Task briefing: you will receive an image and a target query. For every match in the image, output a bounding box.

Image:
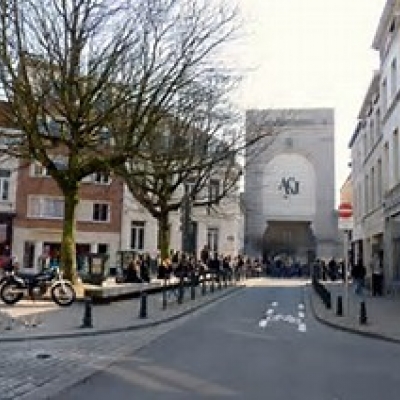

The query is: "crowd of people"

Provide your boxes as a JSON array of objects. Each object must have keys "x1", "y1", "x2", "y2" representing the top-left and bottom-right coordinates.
[
  {"x1": 118, "y1": 246, "x2": 269, "y2": 285},
  {"x1": 0, "y1": 242, "x2": 378, "y2": 298}
]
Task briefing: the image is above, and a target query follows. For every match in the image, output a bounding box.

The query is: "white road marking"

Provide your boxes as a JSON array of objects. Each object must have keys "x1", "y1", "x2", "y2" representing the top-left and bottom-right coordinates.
[
  {"x1": 259, "y1": 319, "x2": 267, "y2": 328},
  {"x1": 298, "y1": 323, "x2": 307, "y2": 332},
  {"x1": 286, "y1": 315, "x2": 296, "y2": 324},
  {"x1": 258, "y1": 302, "x2": 308, "y2": 333}
]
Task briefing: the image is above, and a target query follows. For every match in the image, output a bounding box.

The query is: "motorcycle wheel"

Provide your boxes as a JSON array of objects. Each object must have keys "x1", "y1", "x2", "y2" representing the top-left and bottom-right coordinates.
[
  {"x1": 0, "y1": 281, "x2": 24, "y2": 305},
  {"x1": 51, "y1": 282, "x2": 76, "y2": 307}
]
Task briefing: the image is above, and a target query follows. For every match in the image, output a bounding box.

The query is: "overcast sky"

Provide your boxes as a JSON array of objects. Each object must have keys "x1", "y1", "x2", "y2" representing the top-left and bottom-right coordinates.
[{"x1": 232, "y1": 0, "x2": 387, "y2": 203}]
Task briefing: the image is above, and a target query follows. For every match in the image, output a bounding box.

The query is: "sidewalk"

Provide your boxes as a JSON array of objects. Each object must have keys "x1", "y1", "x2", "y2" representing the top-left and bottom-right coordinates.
[
  {"x1": 309, "y1": 280, "x2": 400, "y2": 344},
  {"x1": 0, "y1": 282, "x2": 243, "y2": 342}
]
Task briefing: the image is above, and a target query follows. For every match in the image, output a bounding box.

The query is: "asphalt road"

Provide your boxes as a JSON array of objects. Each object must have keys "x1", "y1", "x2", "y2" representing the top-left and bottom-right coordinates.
[{"x1": 57, "y1": 279, "x2": 400, "y2": 400}]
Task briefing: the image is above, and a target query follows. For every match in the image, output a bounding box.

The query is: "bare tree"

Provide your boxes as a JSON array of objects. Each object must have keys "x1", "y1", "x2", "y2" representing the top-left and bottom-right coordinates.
[
  {"x1": 0, "y1": 0, "x2": 240, "y2": 281},
  {"x1": 117, "y1": 87, "x2": 284, "y2": 260}
]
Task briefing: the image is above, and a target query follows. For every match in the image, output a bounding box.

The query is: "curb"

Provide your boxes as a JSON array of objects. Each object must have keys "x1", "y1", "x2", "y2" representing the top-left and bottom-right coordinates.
[
  {"x1": 0, "y1": 286, "x2": 244, "y2": 343},
  {"x1": 308, "y1": 286, "x2": 400, "y2": 345}
]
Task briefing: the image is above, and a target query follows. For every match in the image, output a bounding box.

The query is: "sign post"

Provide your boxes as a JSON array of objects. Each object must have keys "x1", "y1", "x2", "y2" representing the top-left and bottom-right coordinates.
[{"x1": 338, "y1": 202, "x2": 353, "y2": 315}]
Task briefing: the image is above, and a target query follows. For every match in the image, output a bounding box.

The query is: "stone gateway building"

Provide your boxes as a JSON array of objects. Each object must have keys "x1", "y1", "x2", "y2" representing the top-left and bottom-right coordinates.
[{"x1": 244, "y1": 108, "x2": 339, "y2": 263}]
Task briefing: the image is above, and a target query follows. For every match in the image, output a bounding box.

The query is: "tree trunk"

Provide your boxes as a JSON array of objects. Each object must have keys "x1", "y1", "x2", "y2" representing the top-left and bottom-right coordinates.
[
  {"x1": 158, "y1": 212, "x2": 170, "y2": 261},
  {"x1": 61, "y1": 185, "x2": 79, "y2": 284}
]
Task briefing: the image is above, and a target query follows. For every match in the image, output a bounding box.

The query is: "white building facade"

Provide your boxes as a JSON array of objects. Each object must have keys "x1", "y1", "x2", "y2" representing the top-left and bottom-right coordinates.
[
  {"x1": 349, "y1": 73, "x2": 385, "y2": 275},
  {"x1": 245, "y1": 108, "x2": 338, "y2": 263},
  {"x1": 350, "y1": 0, "x2": 400, "y2": 288},
  {"x1": 119, "y1": 185, "x2": 245, "y2": 260}
]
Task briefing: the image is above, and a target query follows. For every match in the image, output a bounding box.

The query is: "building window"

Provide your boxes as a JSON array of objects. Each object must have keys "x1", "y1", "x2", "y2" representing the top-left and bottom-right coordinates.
[
  {"x1": 371, "y1": 167, "x2": 375, "y2": 209},
  {"x1": 92, "y1": 203, "x2": 110, "y2": 222},
  {"x1": 377, "y1": 159, "x2": 382, "y2": 205},
  {"x1": 98, "y1": 243, "x2": 108, "y2": 254},
  {"x1": 28, "y1": 197, "x2": 64, "y2": 219},
  {"x1": 207, "y1": 227, "x2": 219, "y2": 254},
  {"x1": 209, "y1": 179, "x2": 220, "y2": 203},
  {"x1": 362, "y1": 134, "x2": 367, "y2": 159},
  {"x1": 364, "y1": 175, "x2": 369, "y2": 213},
  {"x1": 131, "y1": 221, "x2": 145, "y2": 251},
  {"x1": 391, "y1": 58, "x2": 397, "y2": 99},
  {"x1": 382, "y1": 78, "x2": 388, "y2": 112},
  {"x1": 93, "y1": 172, "x2": 110, "y2": 185},
  {"x1": 393, "y1": 129, "x2": 399, "y2": 185},
  {"x1": 369, "y1": 120, "x2": 374, "y2": 149},
  {"x1": 184, "y1": 180, "x2": 196, "y2": 196},
  {"x1": 31, "y1": 162, "x2": 51, "y2": 177},
  {"x1": 0, "y1": 169, "x2": 11, "y2": 201},
  {"x1": 376, "y1": 109, "x2": 381, "y2": 140},
  {"x1": 384, "y1": 142, "x2": 389, "y2": 193},
  {"x1": 98, "y1": 127, "x2": 112, "y2": 145},
  {"x1": 23, "y1": 241, "x2": 35, "y2": 269}
]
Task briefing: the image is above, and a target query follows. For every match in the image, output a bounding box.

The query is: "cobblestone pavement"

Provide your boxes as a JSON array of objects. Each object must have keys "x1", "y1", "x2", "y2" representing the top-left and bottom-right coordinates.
[
  {"x1": 0, "y1": 282, "x2": 239, "y2": 340},
  {"x1": 0, "y1": 283, "x2": 243, "y2": 400},
  {"x1": 0, "y1": 316, "x2": 187, "y2": 399}
]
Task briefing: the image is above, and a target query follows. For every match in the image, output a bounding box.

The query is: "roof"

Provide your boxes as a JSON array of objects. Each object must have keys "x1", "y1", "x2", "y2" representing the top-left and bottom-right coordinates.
[
  {"x1": 372, "y1": 0, "x2": 397, "y2": 50},
  {"x1": 357, "y1": 71, "x2": 380, "y2": 119}
]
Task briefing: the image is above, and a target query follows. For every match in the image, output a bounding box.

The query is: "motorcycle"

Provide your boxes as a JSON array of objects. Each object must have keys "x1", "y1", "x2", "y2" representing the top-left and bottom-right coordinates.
[{"x1": 0, "y1": 265, "x2": 76, "y2": 306}]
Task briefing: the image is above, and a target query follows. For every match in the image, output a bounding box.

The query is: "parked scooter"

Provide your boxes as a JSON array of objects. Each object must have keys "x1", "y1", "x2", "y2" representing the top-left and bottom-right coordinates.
[{"x1": 0, "y1": 265, "x2": 75, "y2": 306}]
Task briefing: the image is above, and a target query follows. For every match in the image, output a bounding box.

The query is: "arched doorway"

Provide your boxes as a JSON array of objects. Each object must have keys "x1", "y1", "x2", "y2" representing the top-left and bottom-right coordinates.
[{"x1": 263, "y1": 220, "x2": 316, "y2": 264}]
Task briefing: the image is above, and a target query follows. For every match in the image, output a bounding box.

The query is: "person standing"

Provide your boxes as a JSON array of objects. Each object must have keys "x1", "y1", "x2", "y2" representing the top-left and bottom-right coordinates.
[
  {"x1": 200, "y1": 245, "x2": 210, "y2": 266},
  {"x1": 352, "y1": 262, "x2": 366, "y2": 295},
  {"x1": 372, "y1": 252, "x2": 384, "y2": 296}
]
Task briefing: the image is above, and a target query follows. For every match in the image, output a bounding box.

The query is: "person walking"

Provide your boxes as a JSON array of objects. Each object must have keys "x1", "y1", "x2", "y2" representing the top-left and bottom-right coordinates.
[{"x1": 352, "y1": 262, "x2": 366, "y2": 295}]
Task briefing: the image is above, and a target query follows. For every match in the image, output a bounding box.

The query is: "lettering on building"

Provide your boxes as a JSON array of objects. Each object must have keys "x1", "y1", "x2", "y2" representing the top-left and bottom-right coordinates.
[{"x1": 278, "y1": 177, "x2": 300, "y2": 198}]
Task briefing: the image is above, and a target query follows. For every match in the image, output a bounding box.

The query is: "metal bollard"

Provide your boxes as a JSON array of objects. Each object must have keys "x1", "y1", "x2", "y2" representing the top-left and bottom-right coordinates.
[
  {"x1": 326, "y1": 291, "x2": 332, "y2": 309},
  {"x1": 190, "y1": 272, "x2": 196, "y2": 300},
  {"x1": 210, "y1": 273, "x2": 215, "y2": 293},
  {"x1": 139, "y1": 291, "x2": 147, "y2": 319},
  {"x1": 359, "y1": 301, "x2": 367, "y2": 325},
  {"x1": 336, "y1": 295, "x2": 343, "y2": 316},
  {"x1": 178, "y1": 278, "x2": 184, "y2": 304},
  {"x1": 162, "y1": 279, "x2": 167, "y2": 310},
  {"x1": 81, "y1": 297, "x2": 93, "y2": 328},
  {"x1": 218, "y1": 273, "x2": 222, "y2": 290}
]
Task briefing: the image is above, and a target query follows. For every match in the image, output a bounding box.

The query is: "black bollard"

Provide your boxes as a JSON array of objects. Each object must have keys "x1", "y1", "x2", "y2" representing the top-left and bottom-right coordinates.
[
  {"x1": 326, "y1": 291, "x2": 332, "y2": 309},
  {"x1": 81, "y1": 297, "x2": 93, "y2": 328},
  {"x1": 139, "y1": 291, "x2": 147, "y2": 319},
  {"x1": 178, "y1": 278, "x2": 184, "y2": 304},
  {"x1": 336, "y1": 295, "x2": 343, "y2": 316},
  {"x1": 190, "y1": 272, "x2": 196, "y2": 300},
  {"x1": 162, "y1": 279, "x2": 167, "y2": 310},
  {"x1": 210, "y1": 273, "x2": 215, "y2": 293},
  {"x1": 218, "y1": 273, "x2": 222, "y2": 290},
  {"x1": 359, "y1": 301, "x2": 367, "y2": 325}
]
